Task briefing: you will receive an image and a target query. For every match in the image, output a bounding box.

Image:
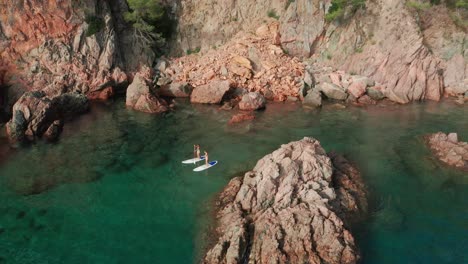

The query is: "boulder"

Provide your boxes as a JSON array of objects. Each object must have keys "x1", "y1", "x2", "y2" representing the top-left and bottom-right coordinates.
[
  {"x1": 126, "y1": 71, "x2": 168, "y2": 114},
  {"x1": 43, "y1": 120, "x2": 63, "y2": 142},
  {"x1": 425, "y1": 132, "x2": 468, "y2": 171},
  {"x1": 190, "y1": 80, "x2": 231, "y2": 104},
  {"x1": 303, "y1": 90, "x2": 322, "y2": 108},
  {"x1": 6, "y1": 91, "x2": 89, "y2": 143},
  {"x1": 158, "y1": 82, "x2": 192, "y2": 98},
  {"x1": 347, "y1": 80, "x2": 367, "y2": 98},
  {"x1": 204, "y1": 137, "x2": 367, "y2": 264},
  {"x1": 238, "y1": 92, "x2": 266, "y2": 111},
  {"x1": 366, "y1": 86, "x2": 386, "y2": 100},
  {"x1": 319, "y1": 82, "x2": 348, "y2": 100}
]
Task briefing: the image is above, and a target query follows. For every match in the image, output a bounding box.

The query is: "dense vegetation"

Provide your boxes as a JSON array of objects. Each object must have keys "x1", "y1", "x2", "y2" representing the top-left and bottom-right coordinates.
[
  {"x1": 325, "y1": 0, "x2": 366, "y2": 22},
  {"x1": 124, "y1": 0, "x2": 173, "y2": 54}
]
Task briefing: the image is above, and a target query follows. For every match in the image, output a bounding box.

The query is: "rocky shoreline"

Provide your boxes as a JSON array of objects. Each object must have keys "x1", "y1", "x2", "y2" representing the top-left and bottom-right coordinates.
[
  {"x1": 204, "y1": 137, "x2": 367, "y2": 264},
  {"x1": 425, "y1": 132, "x2": 468, "y2": 172},
  {"x1": 1, "y1": 0, "x2": 467, "y2": 144}
]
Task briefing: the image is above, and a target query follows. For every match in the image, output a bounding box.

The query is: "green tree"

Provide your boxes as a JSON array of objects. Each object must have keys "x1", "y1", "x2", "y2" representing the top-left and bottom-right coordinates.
[{"x1": 124, "y1": 0, "x2": 166, "y2": 52}]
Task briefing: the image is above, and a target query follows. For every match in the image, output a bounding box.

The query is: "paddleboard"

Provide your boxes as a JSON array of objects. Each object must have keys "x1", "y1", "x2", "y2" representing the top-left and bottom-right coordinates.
[
  {"x1": 193, "y1": 161, "x2": 218, "y2": 172},
  {"x1": 182, "y1": 156, "x2": 205, "y2": 164}
]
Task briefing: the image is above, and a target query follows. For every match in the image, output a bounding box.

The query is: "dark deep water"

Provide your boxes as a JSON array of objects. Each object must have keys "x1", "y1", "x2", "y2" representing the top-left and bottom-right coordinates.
[{"x1": 0, "y1": 100, "x2": 467, "y2": 264}]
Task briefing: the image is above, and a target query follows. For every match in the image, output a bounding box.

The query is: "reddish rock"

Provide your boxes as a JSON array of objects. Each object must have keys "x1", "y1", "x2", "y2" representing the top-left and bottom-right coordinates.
[
  {"x1": 228, "y1": 112, "x2": 256, "y2": 124},
  {"x1": 347, "y1": 80, "x2": 367, "y2": 98},
  {"x1": 426, "y1": 132, "x2": 468, "y2": 171},
  {"x1": 204, "y1": 138, "x2": 366, "y2": 264},
  {"x1": 238, "y1": 92, "x2": 266, "y2": 110},
  {"x1": 161, "y1": 22, "x2": 305, "y2": 102},
  {"x1": 87, "y1": 87, "x2": 115, "y2": 101},
  {"x1": 357, "y1": 95, "x2": 377, "y2": 105},
  {"x1": 190, "y1": 80, "x2": 231, "y2": 104}
]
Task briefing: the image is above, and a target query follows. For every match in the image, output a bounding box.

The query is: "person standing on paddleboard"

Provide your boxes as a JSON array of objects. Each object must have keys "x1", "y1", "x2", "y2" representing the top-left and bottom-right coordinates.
[
  {"x1": 193, "y1": 145, "x2": 197, "y2": 158},
  {"x1": 204, "y1": 151, "x2": 209, "y2": 165},
  {"x1": 196, "y1": 145, "x2": 201, "y2": 159}
]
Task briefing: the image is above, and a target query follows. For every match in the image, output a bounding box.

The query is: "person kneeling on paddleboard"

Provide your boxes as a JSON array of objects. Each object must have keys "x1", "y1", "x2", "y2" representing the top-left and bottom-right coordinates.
[{"x1": 204, "y1": 151, "x2": 209, "y2": 165}]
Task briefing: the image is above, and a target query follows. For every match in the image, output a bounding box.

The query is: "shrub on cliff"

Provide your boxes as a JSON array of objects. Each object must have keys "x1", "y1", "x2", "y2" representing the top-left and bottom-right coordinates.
[
  {"x1": 124, "y1": 0, "x2": 172, "y2": 54},
  {"x1": 326, "y1": 0, "x2": 366, "y2": 22},
  {"x1": 85, "y1": 14, "x2": 104, "y2": 36}
]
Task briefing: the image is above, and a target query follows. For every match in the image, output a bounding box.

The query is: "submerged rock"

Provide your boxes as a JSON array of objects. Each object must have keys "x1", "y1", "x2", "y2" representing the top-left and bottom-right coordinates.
[
  {"x1": 228, "y1": 112, "x2": 256, "y2": 124},
  {"x1": 238, "y1": 92, "x2": 266, "y2": 111},
  {"x1": 204, "y1": 137, "x2": 367, "y2": 264},
  {"x1": 425, "y1": 132, "x2": 468, "y2": 171}
]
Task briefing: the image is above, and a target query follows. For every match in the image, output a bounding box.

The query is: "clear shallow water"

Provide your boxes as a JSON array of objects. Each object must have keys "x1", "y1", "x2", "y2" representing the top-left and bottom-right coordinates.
[{"x1": 0, "y1": 100, "x2": 467, "y2": 264}]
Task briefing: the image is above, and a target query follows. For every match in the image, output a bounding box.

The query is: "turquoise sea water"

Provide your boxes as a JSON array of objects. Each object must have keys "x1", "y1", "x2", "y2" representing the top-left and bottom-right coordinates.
[{"x1": 0, "y1": 100, "x2": 467, "y2": 264}]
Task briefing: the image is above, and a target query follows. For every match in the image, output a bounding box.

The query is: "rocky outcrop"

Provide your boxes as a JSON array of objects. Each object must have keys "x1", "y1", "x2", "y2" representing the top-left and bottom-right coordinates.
[
  {"x1": 190, "y1": 80, "x2": 232, "y2": 104},
  {"x1": 426, "y1": 132, "x2": 468, "y2": 172},
  {"x1": 126, "y1": 67, "x2": 168, "y2": 114},
  {"x1": 0, "y1": 0, "x2": 136, "y2": 105},
  {"x1": 238, "y1": 92, "x2": 266, "y2": 111},
  {"x1": 6, "y1": 91, "x2": 88, "y2": 143},
  {"x1": 204, "y1": 137, "x2": 367, "y2": 264}
]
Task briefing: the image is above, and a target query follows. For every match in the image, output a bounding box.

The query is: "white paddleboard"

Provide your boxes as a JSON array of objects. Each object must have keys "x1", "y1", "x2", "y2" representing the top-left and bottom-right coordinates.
[
  {"x1": 182, "y1": 156, "x2": 205, "y2": 164},
  {"x1": 193, "y1": 161, "x2": 218, "y2": 172}
]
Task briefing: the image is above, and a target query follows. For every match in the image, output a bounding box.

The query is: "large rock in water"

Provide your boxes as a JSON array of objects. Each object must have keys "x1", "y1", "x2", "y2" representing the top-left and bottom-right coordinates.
[
  {"x1": 204, "y1": 137, "x2": 367, "y2": 264},
  {"x1": 126, "y1": 68, "x2": 168, "y2": 114},
  {"x1": 190, "y1": 80, "x2": 231, "y2": 104},
  {"x1": 425, "y1": 132, "x2": 468, "y2": 172},
  {"x1": 319, "y1": 82, "x2": 348, "y2": 101},
  {"x1": 6, "y1": 91, "x2": 89, "y2": 143},
  {"x1": 238, "y1": 92, "x2": 266, "y2": 110}
]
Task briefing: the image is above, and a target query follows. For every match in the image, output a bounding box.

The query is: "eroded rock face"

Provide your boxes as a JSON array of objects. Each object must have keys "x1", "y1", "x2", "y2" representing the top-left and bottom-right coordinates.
[
  {"x1": 126, "y1": 67, "x2": 168, "y2": 114},
  {"x1": 426, "y1": 132, "x2": 468, "y2": 172},
  {"x1": 6, "y1": 91, "x2": 89, "y2": 143},
  {"x1": 204, "y1": 137, "x2": 367, "y2": 264},
  {"x1": 172, "y1": 0, "x2": 466, "y2": 104}
]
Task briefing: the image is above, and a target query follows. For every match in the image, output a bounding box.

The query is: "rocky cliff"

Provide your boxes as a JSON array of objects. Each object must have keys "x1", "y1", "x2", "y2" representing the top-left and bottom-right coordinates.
[
  {"x1": 173, "y1": 0, "x2": 467, "y2": 104},
  {"x1": 0, "y1": 0, "x2": 164, "y2": 142},
  {"x1": 204, "y1": 137, "x2": 367, "y2": 264}
]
